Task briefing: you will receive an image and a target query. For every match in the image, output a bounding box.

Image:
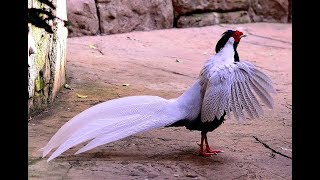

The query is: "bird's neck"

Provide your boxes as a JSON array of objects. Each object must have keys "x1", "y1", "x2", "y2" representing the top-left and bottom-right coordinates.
[
  {"x1": 207, "y1": 42, "x2": 236, "y2": 67},
  {"x1": 217, "y1": 42, "x2": 236, "y2": 62}
]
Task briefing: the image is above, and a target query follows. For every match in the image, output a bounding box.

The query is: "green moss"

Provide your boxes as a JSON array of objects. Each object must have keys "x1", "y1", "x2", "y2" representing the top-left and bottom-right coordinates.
[
  {"x1": 192, "y1": 13, "x2": 202, "y2": 18},
  {"x1": 30, "y1": 0, "x2": 52, "y2": 71},
  {"x1": 31, "y1": 26, "x2": 50, "y2": 70},
  {"x1": 35, "y1": 75, "x2": 45, "y2": 92}
]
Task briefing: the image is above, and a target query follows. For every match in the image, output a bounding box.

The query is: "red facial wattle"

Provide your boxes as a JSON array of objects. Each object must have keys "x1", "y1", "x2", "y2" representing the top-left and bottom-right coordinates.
[{"x1": 232, "y1": 30, "x2": 244, "y2": 42}]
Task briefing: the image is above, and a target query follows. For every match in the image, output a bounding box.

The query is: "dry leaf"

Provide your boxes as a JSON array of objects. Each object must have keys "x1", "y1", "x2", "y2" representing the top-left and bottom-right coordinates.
[
  {"x1": 76, "y1": 93, "x2": 88, "y2": 98},
  {"x1": 89, "y1": 44, "x2": 97, "y2": 49}
]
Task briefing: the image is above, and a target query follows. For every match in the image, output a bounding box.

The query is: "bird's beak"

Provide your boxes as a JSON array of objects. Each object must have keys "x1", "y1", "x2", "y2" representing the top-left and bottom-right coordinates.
[{"x1": 240, "y1": 34, "x2": 247, "y2": 38}]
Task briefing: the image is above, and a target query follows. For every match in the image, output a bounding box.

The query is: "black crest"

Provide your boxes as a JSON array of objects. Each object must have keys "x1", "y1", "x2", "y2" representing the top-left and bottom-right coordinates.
[{"x1": 215, "y1": 30, "x2": 234, "y2": 53}]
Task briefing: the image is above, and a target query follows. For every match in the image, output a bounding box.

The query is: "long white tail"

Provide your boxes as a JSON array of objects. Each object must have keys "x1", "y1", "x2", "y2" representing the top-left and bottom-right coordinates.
[
  {"x1": 41, "y1": 81, "x2": 202, "y2": 162},
  {"x1": 41, "y1": 96, "x2": 185, "y2": 161}
]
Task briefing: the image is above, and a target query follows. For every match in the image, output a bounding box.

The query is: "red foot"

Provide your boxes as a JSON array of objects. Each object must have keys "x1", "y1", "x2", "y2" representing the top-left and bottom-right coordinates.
[
  {"x1": 205, "y1": 147, "x2": 224, "y2": 154},
  {"x1": 197, "y1": 143, "x2": 224, "y2": 156},
  {"x1": 199, "y1": 150, "x2": 216, "y2": 157}
]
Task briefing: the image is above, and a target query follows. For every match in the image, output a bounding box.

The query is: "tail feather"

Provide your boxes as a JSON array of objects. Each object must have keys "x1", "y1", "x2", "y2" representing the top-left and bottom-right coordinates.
[
  {"x1": 42, "y1": 97, "x2": 155, "y2": 156},
  {"x1": 75, "y1": 113, "x2": 172, "y2": 155},
  {"x1": 46, "y1": 115, "x2": 140, "y2": 161},
  {"x1": 42, "y1": 96, "x2": 184, "y2": 161}
]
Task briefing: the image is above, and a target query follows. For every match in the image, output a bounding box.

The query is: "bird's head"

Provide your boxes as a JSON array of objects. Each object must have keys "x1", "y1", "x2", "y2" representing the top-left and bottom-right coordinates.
[
  {"x1": 231, "y1": 30, "x2": 246, "y2": 43},
  {"x1": 215, "y1": 30, "x2": 246, "y2": 53}
]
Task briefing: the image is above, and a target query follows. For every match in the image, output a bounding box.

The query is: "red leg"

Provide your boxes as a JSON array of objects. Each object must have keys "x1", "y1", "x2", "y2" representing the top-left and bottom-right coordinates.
[
  {"x1": 198, "y1": 131, "x2": 223, "y2": 157},
  {"x1": 204, "y1": 135, "x2": 223, "y2": 154},
  {"x1": 198, "y1": 132, "x2": 212, "y2": 157}
]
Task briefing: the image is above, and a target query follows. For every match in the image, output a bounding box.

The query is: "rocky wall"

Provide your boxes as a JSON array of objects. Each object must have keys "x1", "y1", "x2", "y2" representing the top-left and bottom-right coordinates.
[
  {"x1": 67, "y1": 0, "x2": 292, "y2": 37},
  {"x1": 28, "y1": 0, "x2": 68, "y2": 117}
]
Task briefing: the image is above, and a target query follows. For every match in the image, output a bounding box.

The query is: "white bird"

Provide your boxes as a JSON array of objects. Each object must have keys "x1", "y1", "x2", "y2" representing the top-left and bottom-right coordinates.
[{"x1": 41, "y1": 30, "x2": 276, "y2": 161}]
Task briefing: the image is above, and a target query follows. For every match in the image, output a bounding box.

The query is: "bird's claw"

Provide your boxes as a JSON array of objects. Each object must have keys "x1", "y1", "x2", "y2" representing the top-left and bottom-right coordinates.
[
  {"x1": 205, "y1": 148, "x2": 224, "y2": 154},
  {"x1": 199, "y1": 150, "x2": 218, "y2": 157},
  {"x1": 197, "y1": 143, "x2": 223, "y2": 156}
]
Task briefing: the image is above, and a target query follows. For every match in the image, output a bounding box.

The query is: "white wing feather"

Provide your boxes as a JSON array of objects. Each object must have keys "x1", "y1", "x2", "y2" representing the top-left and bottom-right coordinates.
[{"x1": 200, "y1": 61, "x2": 276, "y2": 122}]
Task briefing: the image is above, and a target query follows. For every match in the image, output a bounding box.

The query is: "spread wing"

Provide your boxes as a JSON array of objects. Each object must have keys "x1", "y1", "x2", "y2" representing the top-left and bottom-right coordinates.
[{"x1": 200, "y1": 61, "x2": 276, "y2": 122}]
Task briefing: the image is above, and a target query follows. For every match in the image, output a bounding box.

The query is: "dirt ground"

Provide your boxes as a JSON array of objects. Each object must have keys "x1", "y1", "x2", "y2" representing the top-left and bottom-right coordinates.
[{"x1": 28, "y1": 23, "x2": 292, "y2": 179}]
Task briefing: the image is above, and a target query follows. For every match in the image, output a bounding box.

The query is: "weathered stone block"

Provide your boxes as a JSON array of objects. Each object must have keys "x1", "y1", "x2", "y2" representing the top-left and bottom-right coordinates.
[
  {"x1": 173, "y1": 0, "x2": 250, "y2": 17},
  {"x1": 249, "y1": 0, "x2": 289, "y2": 23},
  {"x1": 177, "y1": 11, "x2": 251, "y2": 28},
  {"x1": 97, "y1": 0, "x2": 174, "y2": 35},
  {"x1": 67, "y1": 0, "x2": 100, "y2": 37},
  {"x1": 28, "y1": 0, "x2": 68, "y2": 116}
]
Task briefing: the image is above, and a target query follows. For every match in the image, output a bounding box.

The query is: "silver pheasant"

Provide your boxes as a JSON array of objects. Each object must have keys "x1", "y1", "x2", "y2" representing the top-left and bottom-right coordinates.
[{"x1": 41, "y1": 29, "x2": 276, "y2": 161}]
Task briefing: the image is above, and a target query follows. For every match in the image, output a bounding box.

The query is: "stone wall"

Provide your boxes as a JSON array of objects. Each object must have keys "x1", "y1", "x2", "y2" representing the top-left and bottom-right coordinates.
[
  {"x1": 67, "y1": 0, "x2": 292, "y2": 37},
  {"x1": 28, "y1": 0, "x2": 68, "y2": 117}
]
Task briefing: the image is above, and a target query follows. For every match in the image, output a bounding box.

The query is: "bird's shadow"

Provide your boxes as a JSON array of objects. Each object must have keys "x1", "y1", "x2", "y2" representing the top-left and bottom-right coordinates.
[{"x1": 56, "y1": 146, "x2": 234, "y2": 167}]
